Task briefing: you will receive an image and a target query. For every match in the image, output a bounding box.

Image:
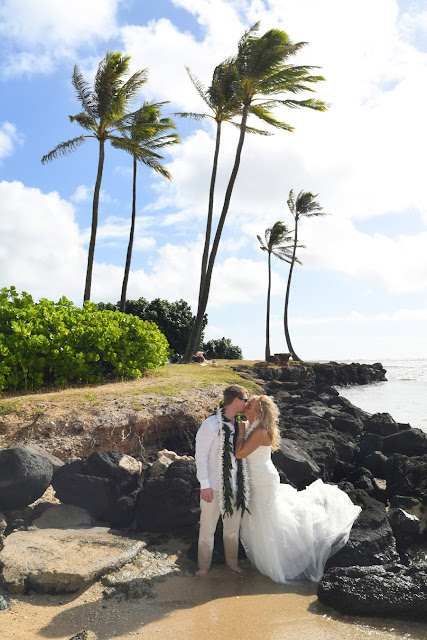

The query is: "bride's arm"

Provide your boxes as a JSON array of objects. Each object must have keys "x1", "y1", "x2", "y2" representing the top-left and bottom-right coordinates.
[{"x1": 235, "y1": 424, "x2": 269, "y2": 459}]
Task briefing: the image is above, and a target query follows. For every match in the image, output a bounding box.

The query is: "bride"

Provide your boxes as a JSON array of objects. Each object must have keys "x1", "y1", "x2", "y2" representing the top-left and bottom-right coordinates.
[{"x1": 235, "y1": 394, "x2": 361, "y2": 584}]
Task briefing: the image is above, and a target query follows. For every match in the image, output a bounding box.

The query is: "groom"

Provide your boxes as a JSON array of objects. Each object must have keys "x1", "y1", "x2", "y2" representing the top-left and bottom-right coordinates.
[{"x1": 194, "y1": 384, "x2": 248, "y2": 577}]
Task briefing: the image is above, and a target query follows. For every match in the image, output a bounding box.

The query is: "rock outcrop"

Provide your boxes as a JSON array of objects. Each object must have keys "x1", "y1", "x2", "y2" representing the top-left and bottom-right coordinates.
[
  {"x1": 318, "y1": 564, "x2": 427, "y2": 620},
  {"x1": 0, "y1": 524, "x2": 145, "y2": 593},
  {"x1": 52, "y1": 450, "x2": 148, "y2": 528},
  {"x1": 0, "y1": 446, "x2": 53, "y2": 509},
  {"x1": 136, "y1": 459, "x2": 200, "y2": 532}
]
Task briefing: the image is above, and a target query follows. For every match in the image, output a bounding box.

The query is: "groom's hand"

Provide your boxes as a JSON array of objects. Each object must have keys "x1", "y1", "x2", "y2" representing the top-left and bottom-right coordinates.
[{"x1": 201, "y1": 488, "x2": 213, "y2": 503}]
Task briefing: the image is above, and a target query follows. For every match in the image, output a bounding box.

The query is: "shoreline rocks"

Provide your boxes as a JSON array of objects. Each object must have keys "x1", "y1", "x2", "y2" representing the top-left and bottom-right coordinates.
[{"x1": 0, "y1": 360, "x2": 426, "y2": 623}]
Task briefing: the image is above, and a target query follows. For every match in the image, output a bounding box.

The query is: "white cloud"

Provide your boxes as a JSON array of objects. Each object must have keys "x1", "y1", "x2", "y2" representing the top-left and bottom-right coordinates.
[
  {"x1": 0, "y1": 122, "x2": 23, "y2": 163},
  {"x1": 0, "y1": 0, "x2": 121, "y2": 76},
  {"x1": 70, "y1": 185, "x2": 91, "y2": 203},
  {"x1": 301, "y1": 217, "x2": 427, "y2": 294},
  {"x1": 0, "y1": 181, "x2": 86, "y2": 303},
  {"x1": 134, "y1": 0, "x2": 427, "y2": 236}
]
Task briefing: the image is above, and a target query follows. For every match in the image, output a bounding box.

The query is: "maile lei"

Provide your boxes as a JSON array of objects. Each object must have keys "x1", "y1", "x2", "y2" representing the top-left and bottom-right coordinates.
[{"x1": 215, "y1": 404, "x2": 251, "y2": 518}]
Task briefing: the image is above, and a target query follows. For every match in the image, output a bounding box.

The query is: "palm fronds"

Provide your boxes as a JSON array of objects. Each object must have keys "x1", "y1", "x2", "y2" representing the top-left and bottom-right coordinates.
[{"x1": 41, "y1": 136, "x2": 87, "y2": 164}]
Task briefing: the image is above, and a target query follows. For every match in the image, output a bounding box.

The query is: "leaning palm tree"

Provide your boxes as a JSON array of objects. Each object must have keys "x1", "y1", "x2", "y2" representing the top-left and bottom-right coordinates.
[
  {"x1": 42, "y1": 52, "x2": 148, "y2": 303},
  {"x1": 111, "y1": 101, "x2": 179, "y2": 312},
  {"x1": 183, "y1": 23, "x2": 328, "y2": 362},
  {"x1": 284, "y1": 189, "x2": 326, "y2": 361},
  {"x1": 258, "y1": 221, "x2": 294, "y2": 361},
  {"x1": 176, "y1": 61, "x2": 269, "y2": 313}
]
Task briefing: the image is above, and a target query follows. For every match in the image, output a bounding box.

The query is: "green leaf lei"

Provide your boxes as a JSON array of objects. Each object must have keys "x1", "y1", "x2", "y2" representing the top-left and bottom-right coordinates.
[{"x1": 213, "y1": 403, "x2": 250, "y2": 518}]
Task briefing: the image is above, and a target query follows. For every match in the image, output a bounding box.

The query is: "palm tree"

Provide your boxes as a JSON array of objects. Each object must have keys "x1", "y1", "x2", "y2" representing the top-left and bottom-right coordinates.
[
  {"x1": 183, "y1": 23, "x2": 328, "y2": 362},
  {"x1": 175, "y1": 62, "x2": 269, "y2": 314},
  {"x1": 284, "y1": 189, "x2": 326, "y2": 361},
  {"x1": 42, "y1": 52, "x2": 148, "y2": 303},
  {"x1": 111, "y1": 101, "x2": 179, "y2": 312},
  {"x1": 258, "y1": 221, "x2": 294, "y2": 361}
]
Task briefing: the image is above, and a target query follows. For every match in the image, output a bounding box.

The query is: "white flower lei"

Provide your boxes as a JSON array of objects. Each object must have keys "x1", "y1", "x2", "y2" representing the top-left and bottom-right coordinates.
[{"x1": 216, "y1": 407, "x2": 251, "y2": 517}]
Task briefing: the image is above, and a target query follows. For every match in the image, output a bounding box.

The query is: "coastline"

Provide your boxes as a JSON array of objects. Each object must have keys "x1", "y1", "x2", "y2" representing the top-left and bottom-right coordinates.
[{"x1": 1, "y1": 360, "x2": 427, "y2": 637}]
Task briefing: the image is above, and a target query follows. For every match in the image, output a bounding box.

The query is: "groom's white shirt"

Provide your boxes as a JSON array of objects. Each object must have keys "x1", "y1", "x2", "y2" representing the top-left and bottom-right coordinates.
[{"x1": 195, "y1": 414, "x2": 238, "y2": 491}]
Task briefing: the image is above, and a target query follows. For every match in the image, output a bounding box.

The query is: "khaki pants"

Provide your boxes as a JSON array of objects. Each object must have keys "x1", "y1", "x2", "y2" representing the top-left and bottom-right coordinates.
[{"x1": 198, "y1": 489, "x2": 241, "y2": 570}]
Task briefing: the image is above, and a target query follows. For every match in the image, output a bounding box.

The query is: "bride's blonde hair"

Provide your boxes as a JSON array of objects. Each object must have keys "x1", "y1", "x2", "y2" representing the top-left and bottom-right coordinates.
[{"x1": 253, "y1": 394, "x2": 281, "y2": 450}]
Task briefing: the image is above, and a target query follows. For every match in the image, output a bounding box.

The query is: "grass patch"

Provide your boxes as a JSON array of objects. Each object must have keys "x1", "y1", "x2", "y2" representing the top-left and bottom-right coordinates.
[
  {"x1": 0, "y1": 361, "x2": 262, "y2": 413},
  {"x1": 0, "y1": 399, "x2": 23, "y2": 416}
]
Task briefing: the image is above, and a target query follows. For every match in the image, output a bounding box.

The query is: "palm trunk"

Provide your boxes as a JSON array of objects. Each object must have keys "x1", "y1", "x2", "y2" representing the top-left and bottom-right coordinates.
[
  {"x1": 265, "y1": 252, "x2": 272, "y2": 361},
  {"x1": 120, "y1": 156, "x2": 137, "y2": 313},
  {"x1": 183, "y1": 107, "x2": 249, "y2": 363},
  {"x1": 198, "y1": 119, "x2": 222, "y2": 305},
  {"x1": 284, "y1": 220, "x2": 301, "y2": 361},
  {"x1": 83, "y1": 138, "x2": 105, "y2": 303}
]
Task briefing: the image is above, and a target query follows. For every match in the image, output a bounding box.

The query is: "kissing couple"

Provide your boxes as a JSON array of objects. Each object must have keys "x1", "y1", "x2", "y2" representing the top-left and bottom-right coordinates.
[{"x1": 194, "y1": 384, "x2": 361, "y2": 582}]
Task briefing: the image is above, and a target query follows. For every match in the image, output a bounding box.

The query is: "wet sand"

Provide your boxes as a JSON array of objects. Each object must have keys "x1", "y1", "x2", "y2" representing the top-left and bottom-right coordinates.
[{"x1": 1, "y1": 562, "x2": 426, "y2": 640}]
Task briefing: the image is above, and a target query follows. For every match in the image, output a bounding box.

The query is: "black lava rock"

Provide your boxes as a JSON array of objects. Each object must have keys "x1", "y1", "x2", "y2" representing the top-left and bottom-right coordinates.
[
  {"x1": 52, "y1": 451, "x2": 147, "y2": 528},
  {"x1": 318, "y1": 564, "x2": 427, "y2": 620},
  {"x1": 136, "y1": 459, "x2": 200, "y2": 532},
  {"x1": 272, "y1": 439, "x2": 321, "y2": 490},
  {"x1": 0, "y1": 446, "x2": 53, "y2": 509},
  {"x1": 325, "y1": 489, "x2": 399, "y2": 569}
]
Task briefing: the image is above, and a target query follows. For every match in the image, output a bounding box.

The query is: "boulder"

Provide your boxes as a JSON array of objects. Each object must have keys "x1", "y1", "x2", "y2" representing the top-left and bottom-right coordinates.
[
  {"x1": 272, "y1": 439, "x2": 321, "y2": 490},
  {"x1": 389, "y1": 496, "x2": 427, "y2": 536},
  {"x1": 0, "y1": 526, "x2": 145, "y2": 594},
  {"x1": 318, "y1": 564, "x2": 427, "y2": 621},
  {"x1": 52, "y1": 451, "x2": 148, "y2": 528},
  {"x1": 32, "y1": 504, "x2": 92, "y2": 529},
  {"x1": 386, "y1": 454, "x2": 427, "y2": 501},
  {"x1": 356, "y1": 433, "x2": 383, "y2": 467},
  {"x1": 364, "y1": 413, "x2": 399, "y2": 437},
  {"x1": 15, "y1": 443, "x2": 64, "y2": 472},
  {"x1": 281, "y1": 416, "x2": 357, "y2": 482},
  {"x1": 101, "y1": 546, "x2": 180, "y2": 599},
  {"x1": 326, "y1": 413, "x2": 364, "y2": 438},
  {"x1": 382, "y1": 428, "x2": 427, "y2": 457},
  {"x1": 325, "y1": 489, "x2": 399, "y2": 569},
  {"x1": 149, "y1": 449, "x2": 192, "y2": 478},
  {"x1": 363, "y1": 451, "x2": 389, "y2": 478},
  {"x1": 388, "y1": 507, "x2": 421, "y2": 549},
  {"x1": 0, "y1": 446, "x2": 53, "y2": 509},
  {"x1": 136, "y1": 459, "x2": 200, "y2": 532}
]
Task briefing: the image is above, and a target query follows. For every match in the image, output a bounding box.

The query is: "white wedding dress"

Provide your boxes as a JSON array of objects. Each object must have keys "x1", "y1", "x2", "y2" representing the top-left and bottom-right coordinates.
[{"x1": 240, "y1": 446, "x2": 362, "y2": 584}]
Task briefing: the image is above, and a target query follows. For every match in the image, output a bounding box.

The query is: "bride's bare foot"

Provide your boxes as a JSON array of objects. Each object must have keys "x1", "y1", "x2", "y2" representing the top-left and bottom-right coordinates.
[
  {"x1": 229, "y1": 565, "x2": 243, "y2": 574},
  {"x1": 195, "y1": 568, "x2": 208, "y2": 577}
]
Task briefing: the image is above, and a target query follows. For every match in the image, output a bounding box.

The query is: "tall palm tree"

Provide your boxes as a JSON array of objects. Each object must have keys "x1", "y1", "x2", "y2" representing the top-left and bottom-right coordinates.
[
  {"x1": 183, "y1": 23, "x2": 328, "y2": 362},
  {"x1": 284, "y1": 189, "x2": 325, "y2": 361},
  {"x1": 111, "y1": 101, "x2": 179, "y2": 312},
  {"x1": 175, "y1": 61, "x2": 269, "y2": 312},
  {"x1": 258, "y1": 221, "x2": 294, "y2": 361},
  {"x1": 42, "y1": 52, "x2": 148, "y2": 303}
]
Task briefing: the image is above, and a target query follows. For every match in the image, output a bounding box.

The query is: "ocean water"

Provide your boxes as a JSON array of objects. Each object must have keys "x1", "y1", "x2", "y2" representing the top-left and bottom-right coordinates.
[{"x1": 336, "y1": 359, "x2": 427, "y2": 434}]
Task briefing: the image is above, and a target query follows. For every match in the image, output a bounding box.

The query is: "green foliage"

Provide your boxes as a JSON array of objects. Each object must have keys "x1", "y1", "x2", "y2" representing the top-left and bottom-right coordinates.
[
  {"x1": 98, "y1": 297, "x2": 207, "y2": 355},
  {"x1": 203, "y1": 337, "x2": 243, "y2": 360},
  {"x1": 0, "y1": 287, "x2": 169, "y2": 392}
]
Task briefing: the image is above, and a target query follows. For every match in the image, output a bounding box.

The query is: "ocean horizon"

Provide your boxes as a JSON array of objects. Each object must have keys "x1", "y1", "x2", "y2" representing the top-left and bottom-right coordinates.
[{"x1": 329, "y1": 358, "x2": 427, "y2": 434}]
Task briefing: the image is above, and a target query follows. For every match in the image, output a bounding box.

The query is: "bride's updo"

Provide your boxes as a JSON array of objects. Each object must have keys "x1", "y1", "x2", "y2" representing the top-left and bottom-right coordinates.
[{"x1": 253, "y1": 394, "x2": 281, "y2": 450}]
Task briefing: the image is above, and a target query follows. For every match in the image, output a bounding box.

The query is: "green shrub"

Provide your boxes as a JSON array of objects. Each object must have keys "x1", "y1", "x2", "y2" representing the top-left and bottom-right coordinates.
[
  {"x1": 202, "y1": 337, "x2": 243, "y2": 360},
  {"x1": 98, "y1": 297, "x2": 208, "y2": 355},
  {"x1": 0, "y1": 287, "x2": 169, "y2": 391}
]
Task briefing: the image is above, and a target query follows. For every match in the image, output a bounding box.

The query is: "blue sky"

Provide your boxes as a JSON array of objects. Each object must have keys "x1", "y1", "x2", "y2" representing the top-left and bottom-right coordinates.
[{"x1": 1, "y1": 0, "x2": 426, "y2": 361}]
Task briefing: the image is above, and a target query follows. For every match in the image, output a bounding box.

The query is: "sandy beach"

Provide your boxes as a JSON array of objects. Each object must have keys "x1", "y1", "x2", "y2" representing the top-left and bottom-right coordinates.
[{"x1": 1, "y1": 561, "x2": 426, "y2": 640}]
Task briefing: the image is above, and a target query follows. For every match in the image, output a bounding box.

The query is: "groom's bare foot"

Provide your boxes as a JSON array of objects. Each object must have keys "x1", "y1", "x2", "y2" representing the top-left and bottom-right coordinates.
[
  {"x1": 195, "y1": 568, "x2": 208, "y2": 577},
  {"x1": 229, "y1": 565, "x2": 243, "y2": 574}
]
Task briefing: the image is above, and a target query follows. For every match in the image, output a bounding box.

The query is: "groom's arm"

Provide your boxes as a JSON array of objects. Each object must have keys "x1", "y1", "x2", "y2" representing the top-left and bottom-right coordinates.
[{"x1": 195, "y1": 419, "x2": 215, "y2": 502}]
